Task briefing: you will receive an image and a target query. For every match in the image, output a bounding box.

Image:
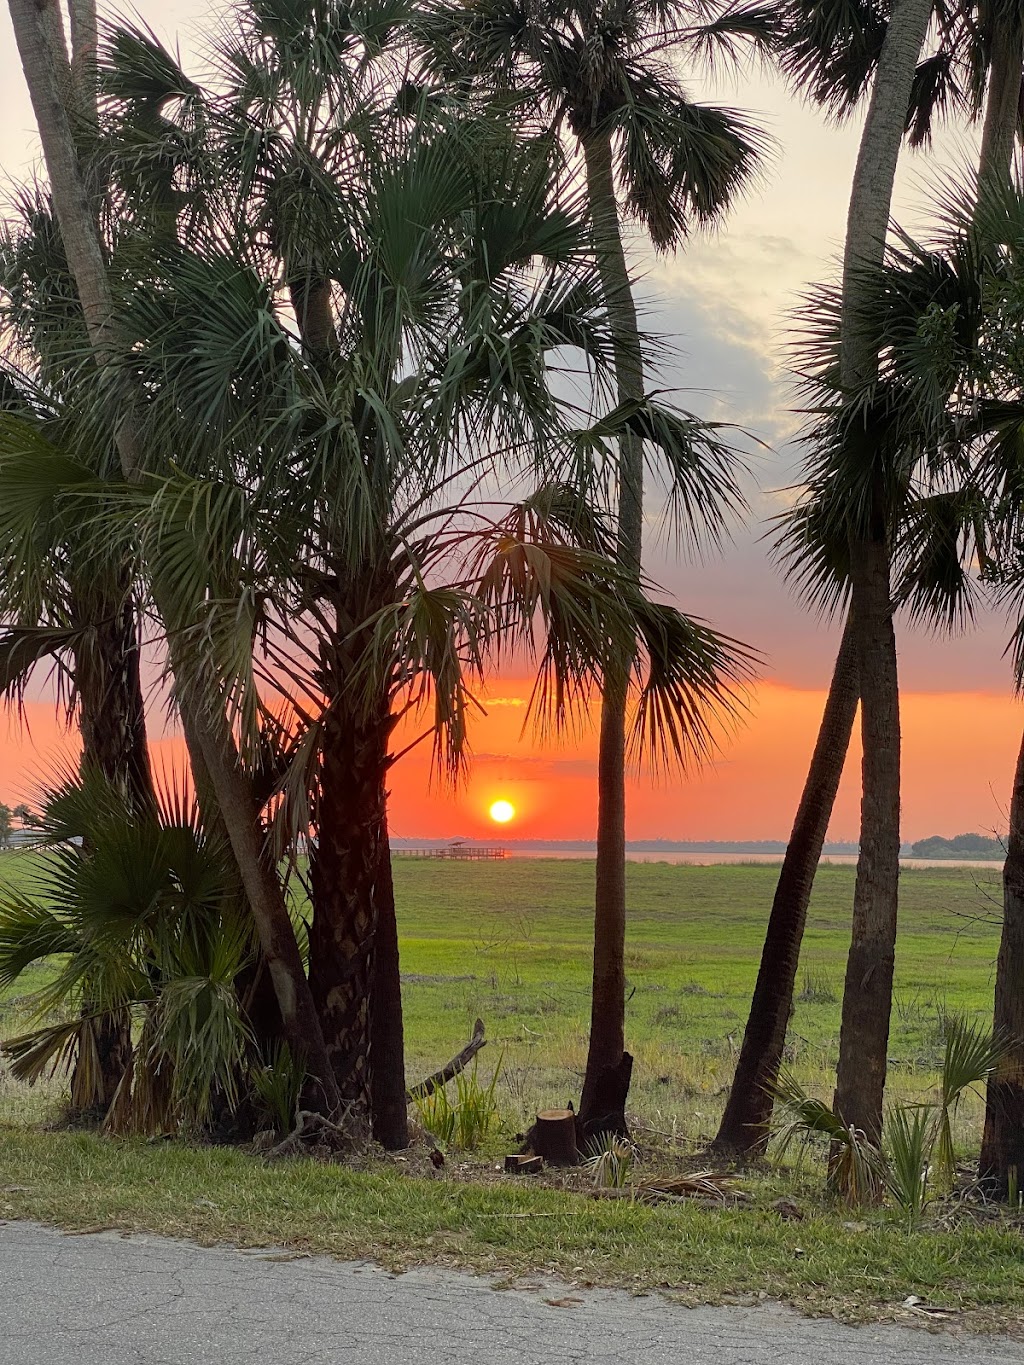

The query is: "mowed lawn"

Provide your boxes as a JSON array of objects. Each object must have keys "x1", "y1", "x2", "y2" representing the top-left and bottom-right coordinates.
[{"x1": 0, "y1": 853, "x2": 1001, "y2": 1147}]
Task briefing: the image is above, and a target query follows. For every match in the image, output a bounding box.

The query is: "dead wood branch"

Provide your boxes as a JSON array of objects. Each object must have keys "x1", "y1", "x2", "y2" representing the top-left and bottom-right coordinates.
[
  {"x1": 407, "y1": 1018, "x2": 486, "y2": 1101},
  {"x1": 264, "y1": 1109, "x2": 360, "y2": 1160}
]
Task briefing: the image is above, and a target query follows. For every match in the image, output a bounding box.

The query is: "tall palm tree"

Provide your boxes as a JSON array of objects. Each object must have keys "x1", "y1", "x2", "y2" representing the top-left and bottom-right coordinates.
[
  {"x1": 814, "y1": 175, "x2": 1024, "y2": 1194},
  {"x1": 0, "y1": 195, "x2": 161, "y2": 1116},
  {"x1": 716, "y1": 0, "x2": 1022, "y2": 1155},
  {"x1": 7, "y1": 0, "x2": 344, "y2": 1117},
  {"x1": 413, "y1": 0, "x2": 771, "y2": 1127},
  {"x1": 89, "y1": 12, "x2": 755, "y2": 1143}
]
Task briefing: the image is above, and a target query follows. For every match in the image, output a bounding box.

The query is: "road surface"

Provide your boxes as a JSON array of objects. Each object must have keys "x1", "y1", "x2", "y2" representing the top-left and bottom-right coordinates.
[{"x1": 1, "y1": 1220, "x2": 1022, "y2": 1363}]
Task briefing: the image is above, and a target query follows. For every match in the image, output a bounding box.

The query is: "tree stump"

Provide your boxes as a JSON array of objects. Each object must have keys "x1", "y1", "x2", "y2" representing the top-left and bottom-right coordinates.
[{"x1": 529, "y1": 1109, "x2": 579, "y2": 1166}]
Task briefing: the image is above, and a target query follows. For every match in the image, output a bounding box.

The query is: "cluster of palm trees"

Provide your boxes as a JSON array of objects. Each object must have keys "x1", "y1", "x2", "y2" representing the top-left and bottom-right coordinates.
[{"x1": 3, "y1": 0, "x2": 1024, "y2": 1191}]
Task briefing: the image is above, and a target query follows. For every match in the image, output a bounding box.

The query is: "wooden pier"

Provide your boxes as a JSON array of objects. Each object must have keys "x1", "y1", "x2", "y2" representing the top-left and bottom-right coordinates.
[{"x1": 394, "y1": 843, "x2": 508, "y2": 861}]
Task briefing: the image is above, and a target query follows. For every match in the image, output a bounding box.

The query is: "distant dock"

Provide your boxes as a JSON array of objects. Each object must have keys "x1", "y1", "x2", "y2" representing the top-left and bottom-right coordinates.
[{"x1": 394, "y1": 843, "x2": 509, "y2": 861}]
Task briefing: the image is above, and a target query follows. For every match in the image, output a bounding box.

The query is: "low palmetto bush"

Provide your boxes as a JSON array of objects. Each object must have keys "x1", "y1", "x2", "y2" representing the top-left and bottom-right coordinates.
[
  {"x1": 252, "y1": 1041, "x2": 307, "y2": 1138},
  {"x1": 772, "y1": 1071, "x2": 887, "y2": 1205},
  {"x1": 773, "y1": 1014, "x2": 1009, "y2": 1218},
  {"x1": 0, "y1": 767, "x2": 259, "y2": 1135},
  {"x1": 885, "y1": 1104, "x2": 933, "y2": 1221},
  {"x1": 585, "y1": 1130, "x2": 636, "y2": 1188}
]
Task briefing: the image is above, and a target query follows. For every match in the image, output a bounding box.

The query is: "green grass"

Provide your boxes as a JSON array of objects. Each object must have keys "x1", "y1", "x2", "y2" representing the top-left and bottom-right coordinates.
[
  {"x1": 2, "y1": 1128, "x2": 1024, "y2": 1328},
  {"x1": 0, "y1": 852, "x2": 1003, "y2": 1144},
  {"x1": 386, "y1": 858, "x2": 1003, "y2": 1147},
  {"x1": 1, "y1": 851, "x2": 1020, "y2": 1325}
]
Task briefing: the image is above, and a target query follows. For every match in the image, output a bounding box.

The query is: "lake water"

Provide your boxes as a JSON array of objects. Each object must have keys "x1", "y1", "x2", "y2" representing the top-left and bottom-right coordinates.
[{"x1": 503, "y1": 849, "x2": 1002, "y2": 869}]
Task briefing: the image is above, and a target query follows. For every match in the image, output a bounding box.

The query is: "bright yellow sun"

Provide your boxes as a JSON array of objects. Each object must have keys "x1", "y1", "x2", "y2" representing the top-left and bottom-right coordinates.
[{"x1": 489, "y1": 799, "x2": 516, "y2": 824}]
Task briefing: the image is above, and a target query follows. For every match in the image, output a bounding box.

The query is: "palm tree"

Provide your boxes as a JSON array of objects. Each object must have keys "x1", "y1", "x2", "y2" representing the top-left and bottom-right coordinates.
[
  {"x1": 413, "y1": 0, "x2": 771, "y2": 1128},
  {"x1": 0, "y1": 200, "x2": 161, "y2": 1115},
  {"x1": 715, "y1": 0, "x2": 1022, "y2": 1155},
  {"x1": 5, "y1": 0, "x2": 759, "y2": 1149},
  {"x1": 7, "y1": 0, "x2": 344, "y2": 1117},
  {"x1": 89, "y1": 11, "x2": 755, "y2": 1144},
  {"x1": 0, "y1": 765, "x2": 262, "y2": 1135},
  {"x1": 820, "y1": 175, "x2": 1024, "y2": 1195}
]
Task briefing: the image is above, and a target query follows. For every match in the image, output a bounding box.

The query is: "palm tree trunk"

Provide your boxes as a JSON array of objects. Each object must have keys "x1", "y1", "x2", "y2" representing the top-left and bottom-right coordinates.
[
  {"x1": 975, "y1": 34, "x2": 1024, "y2": 1201},
  {"x1": 73, "y1": 588, "x2": 155, "y2": 813},
  {"x1": 285, "y1": 268, "x2": 407, "y2": 1146},
  {"x1": 834, "y1": 534, "x2": 900, "y2": 1142},
  {"x1": 980, "y1": 725, "x2": 1024, "y2": 1198},
  {"x1": 578, "y1": 130, "x2": 645, "y2": 1130},
  {"x1": 307, "y1": 647, "x2": 394, "y2": 1122},
  {"x1": 370, "y1": 821, "x2": 408, "y2": 1149},
  {"x1": 714, "y1": 611, "x2": 859, "y2": 1155},
  {"x1": 978, "y1": 19, "x2": 1023, "y2": 190},
  {"x1": 66, "y1": 0, "x2": 97, "y2": 113},
  {"x1": 827, "y1": 0, "x2": 931, "y2": 1145},
  {"x1": 9, "y1": 0, "x2": 342, "y2": 1118},
  {"x1": 70, "y1": 587, "x2": 155, "y2": 1114}
]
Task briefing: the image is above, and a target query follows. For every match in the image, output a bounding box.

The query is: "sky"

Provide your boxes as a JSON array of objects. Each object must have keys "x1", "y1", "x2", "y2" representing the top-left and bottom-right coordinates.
[{"x1": 0, "y1": 3, "x2": 1020, "y2": 842}]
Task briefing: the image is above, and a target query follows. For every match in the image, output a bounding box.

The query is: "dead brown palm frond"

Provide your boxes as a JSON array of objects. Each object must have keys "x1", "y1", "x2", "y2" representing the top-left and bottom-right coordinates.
[{"x1": 635, "y1": 1170, "x2": 739, "y2": 1202}]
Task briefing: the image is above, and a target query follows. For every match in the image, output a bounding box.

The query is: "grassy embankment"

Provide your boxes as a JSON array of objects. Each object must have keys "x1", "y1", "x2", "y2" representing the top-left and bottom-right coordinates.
[{"x1": 1, "y1": 854, "x2": 1021, "y2": 1326}]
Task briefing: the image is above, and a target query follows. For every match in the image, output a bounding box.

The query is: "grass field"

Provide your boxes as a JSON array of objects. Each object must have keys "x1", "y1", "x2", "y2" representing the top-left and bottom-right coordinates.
[
  {"x1": 0, "y1": 852, "x2": 1004, "y2": 1151},
  {"x1": 2, "y1": 852, "x2": 1021, "y2": 1325}
]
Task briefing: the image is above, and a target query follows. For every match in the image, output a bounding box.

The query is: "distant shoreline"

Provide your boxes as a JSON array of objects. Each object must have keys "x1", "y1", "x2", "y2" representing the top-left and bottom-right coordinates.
[
  {"x1": 390, "y1": 837, "x2": 859, "y2": 854},
  {"x1": 390, "y1": 837, "x2": 1006, "y2": 864}
]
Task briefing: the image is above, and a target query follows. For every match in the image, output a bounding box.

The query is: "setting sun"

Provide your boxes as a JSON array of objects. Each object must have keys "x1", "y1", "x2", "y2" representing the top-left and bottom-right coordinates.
[{"x1": 489, "y1": 799, "x2": 516, "y2": 824}]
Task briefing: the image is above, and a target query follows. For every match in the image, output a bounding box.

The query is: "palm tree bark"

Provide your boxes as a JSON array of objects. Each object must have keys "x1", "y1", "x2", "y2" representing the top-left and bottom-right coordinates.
[
  {"x1": 978, "y1": 17, "x2": 1023, "y2": 190},
  {"x1": 980, "y1": 726, "x2": 1024, "y2": 1195},
  {"x1": 70, "y1": 587, "x2": 156, "y2": 1113},
  {"x1": 307, "y1": 639, "x2": 394, "y2": 1122},
  {"x1": 73, "y1": 584, "x2": 155, "y2": 814},
  {"x1": 578, "y1": 129, "x2": 645, "y2": 1129},
  {"x1": 714, "y1": 611, "x2": 859, "y2": 1155},
  {"x1": 980, "y1": 725, "x2": 1024, "y2": 1197},
  {"x1": 834, "y1": 534, "x2": 901, "y2": 1142},
  {"x1": 370, "y1": 819, "x2": 409, "y2": 1148},
  {"x1": 831, "y1": 0, "x2": 932, "y2": 1143},
  {"x1": 287, "y1": 271, "x2": 408, "y2": 1147},
  {"x1": 9, "y1": 0, "x2": 341, "y2": 1117},
  {"x1": 976, "y1": 31, "x2": 1024, "y2": 1199}
]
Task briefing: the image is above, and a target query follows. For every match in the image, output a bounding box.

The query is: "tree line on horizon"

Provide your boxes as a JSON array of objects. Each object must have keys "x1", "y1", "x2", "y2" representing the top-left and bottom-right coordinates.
[{"x1": 2, "y1": 0, "x2": 1024, "y2": 1193}]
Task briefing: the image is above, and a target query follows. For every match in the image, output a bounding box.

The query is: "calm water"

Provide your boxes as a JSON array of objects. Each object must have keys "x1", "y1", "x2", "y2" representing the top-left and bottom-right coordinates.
[{"x1": 505, "y1": 849, "x2": 1002, "y2": 869}]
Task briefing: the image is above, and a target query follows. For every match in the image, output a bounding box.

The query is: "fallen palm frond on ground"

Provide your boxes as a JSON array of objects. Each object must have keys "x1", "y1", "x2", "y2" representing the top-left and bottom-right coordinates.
[{"x1": 636, "y1": 1171, "x2": 745, "y2": 1204}]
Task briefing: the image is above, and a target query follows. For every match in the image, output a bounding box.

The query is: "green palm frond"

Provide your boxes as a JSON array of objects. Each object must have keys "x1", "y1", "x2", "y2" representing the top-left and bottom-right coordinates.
[
  {"x1": 892, "y1": 489, "x2": 982, "y2": 632},
  {"x1": 886, "y1": 1103, "x2": 933, "y2": 1221},
  {"x1": 933, "y1": 1013, "x2": 1010, "y2": 1193},
  {"x1": 778, "y1": 0, "x2": 886, "y2": 117},
  {"x1": 0, "y1": 626, "x2": 84, "y2": 707},
  {"x1": 676, "y1": 3, "x2": 781, "y2": 68},
  {"x1": 0, "y1": 896, "x2": 81, "y2": 992},
  {"x1": 577, "y1": 396, "x2": 747, "y2": 553},
  {"x1": 630, "y1": 603, "x2": 754, "y2": 771},
  {"x1": 614, "y1": 87, "x2": 769, "y2": 247}
]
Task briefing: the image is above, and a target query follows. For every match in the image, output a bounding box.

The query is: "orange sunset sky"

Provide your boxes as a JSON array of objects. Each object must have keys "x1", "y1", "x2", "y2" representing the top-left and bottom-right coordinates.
[
  {"x1": 1, "y1": 0, "x2": 1020, "y2": 843},
  {"x1": 2, "y1": 675, "x2": 1020, "y2": 843}
]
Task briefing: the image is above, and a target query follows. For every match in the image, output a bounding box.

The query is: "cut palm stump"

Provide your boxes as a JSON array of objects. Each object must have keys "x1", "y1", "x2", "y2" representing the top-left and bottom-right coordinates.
[{"x1": 526, "y1": 1109, "x2": 579, "y2": 1166}]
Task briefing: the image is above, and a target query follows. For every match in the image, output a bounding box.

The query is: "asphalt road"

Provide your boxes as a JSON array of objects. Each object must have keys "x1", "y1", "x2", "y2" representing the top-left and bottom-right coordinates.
[{"x1": 2, "y1": 1220, "x2": 1024, "y2": 1364}]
